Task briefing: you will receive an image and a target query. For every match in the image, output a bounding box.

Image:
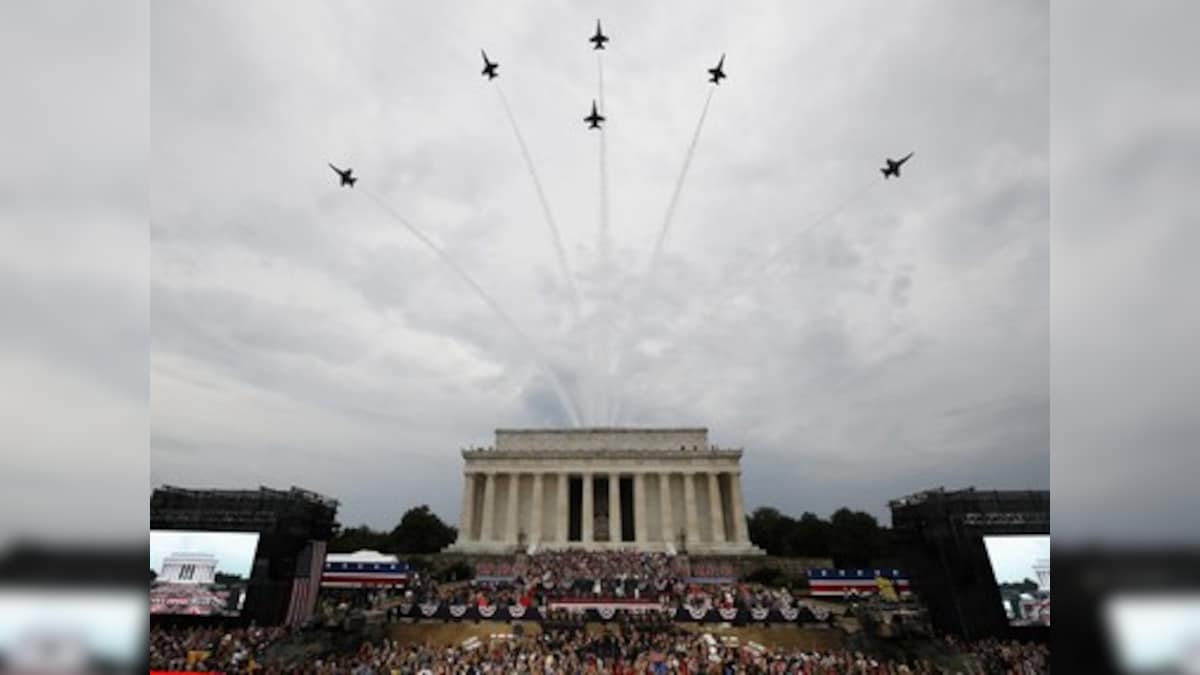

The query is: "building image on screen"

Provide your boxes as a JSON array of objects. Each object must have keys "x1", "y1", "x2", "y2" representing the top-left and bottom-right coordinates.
[
  {"x1": 149, "y1": 530, "x2": 260, "y2": 617},
  {"x1": 983, "y1": 535, "x2": 1049, "y2": 627}
]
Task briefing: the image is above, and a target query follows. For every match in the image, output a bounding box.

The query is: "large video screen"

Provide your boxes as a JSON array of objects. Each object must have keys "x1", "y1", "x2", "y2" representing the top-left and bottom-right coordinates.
[
  {"x1": 983, "y1": 534, "x2": 1050, "y2": 627},
  {"x1": 149, "y1": 530, "x2": 260, "y2": 617}
]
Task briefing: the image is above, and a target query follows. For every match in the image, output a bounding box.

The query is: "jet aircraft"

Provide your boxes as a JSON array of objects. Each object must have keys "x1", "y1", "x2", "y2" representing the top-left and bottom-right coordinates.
[
  {"x1": 708, "y1": 54, "x2": 726, "y2": 84},
  {"x1": 584, "y1": 100, "x2": 605, "y2": 129},
  {"x1": 328, "y1": 163, "x2": 356, "y2": 188},
  {"x1": 590, "y1": 20, "x2": 609, "y2": 49},
  {"x1": 880, "y1": 152, "x2": 915, "y2": 179},
  {"x1": 480, "y1": 50, "x2": 499, "y2": 80}
]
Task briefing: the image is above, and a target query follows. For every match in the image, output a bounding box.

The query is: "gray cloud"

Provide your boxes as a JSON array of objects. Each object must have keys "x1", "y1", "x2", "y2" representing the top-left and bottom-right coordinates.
[
  {"x1": 0, "y1": 1, "x2": 147, "y2": 544},
  {"x1": 1050, "y1": 0, "x2": 1200, "y2": 543},
  {"x1": 148, "y1": 1, "x2": 1048, "y2": 530}
]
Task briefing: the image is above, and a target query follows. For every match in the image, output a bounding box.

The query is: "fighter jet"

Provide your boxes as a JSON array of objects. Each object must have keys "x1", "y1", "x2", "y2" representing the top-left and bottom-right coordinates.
[
  {"x1": 328, "y1": 163, "x2": 356, "y2": 188},
  {"x1": 880, "y1": 152, "x2": 915, "y2": 179},
  {"x1": 584, "y1": 100, "x2": 605, "y2": 129},
  {"x1": 708, "y1": 54, "x2": 726, "y2": 84},
  {"x1": 590, "y1": 20, "x2": 609, "y2": 50},
  {"x1": 480, "y1": 50, "x2": 499, "y2": 80}
]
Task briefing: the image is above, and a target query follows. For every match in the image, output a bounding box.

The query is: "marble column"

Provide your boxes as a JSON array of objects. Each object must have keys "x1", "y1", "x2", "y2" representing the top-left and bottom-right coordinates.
[
  {"x1": 556, "y1": 472, "x2": 569, "y2": 544},
  {"x1": 458, "y1": 473, "x2": 476, "y2": 542},
  {"x1": 506, "y1": 472, "x2": 520, "y2": 545},
  {"x1": 708, "y1": 472, "x2": 727, "y2": 544},
  {"x1": 609, "y1": 472, "x2": 621, "y2": 543},
  {"x1": 729, "y1": 472, "x2": 749, "y2": 543},
  {"x1": 480, "y1": 473, "x2": 496, "y2": 542},
  {"x1": 683, "y1": 472, "x2": 700, "y2": 549},
  {"x1": 634, "y1": 472, "x2": 647, "y2": 544},
  {"x1": 659, "y1": 473, "x2": 674, "y2": 547},
  {"x1": 530, "y1": 472, "x2": 544, "y2": 546},
  {"x1": 581, "y1": 472, "x2": 594, "y2": 543}
]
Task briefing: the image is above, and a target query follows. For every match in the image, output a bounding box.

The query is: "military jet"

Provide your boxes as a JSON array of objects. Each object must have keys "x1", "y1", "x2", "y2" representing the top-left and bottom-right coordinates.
[
  {"x1": 584, "y1": 100, "x2": 605, "y2": 130},
  {"x1": 480, "y1": 50, "x2": 499, "y2": 80},
  {"x1": 590, "y1": 20, "x2": 609, "y2": 50},
  {"x1": 328, "y1": 163, "x2": 356, "y2": 188},
  {"x1": 708, "y1": 54, "x2": 726, "y2": 84},
  {"x1": 880, "y1": 152, "x2": 915, "y2": 179}
]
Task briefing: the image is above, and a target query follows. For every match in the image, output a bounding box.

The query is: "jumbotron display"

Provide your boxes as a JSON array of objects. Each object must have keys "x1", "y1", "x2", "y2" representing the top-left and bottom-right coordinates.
[
  {"x1": 983, "y1": 535, "x2": 1050, "y2": 627},
  {"x1": 149, "y1": 530, "x2": 260, "y2": 617}
]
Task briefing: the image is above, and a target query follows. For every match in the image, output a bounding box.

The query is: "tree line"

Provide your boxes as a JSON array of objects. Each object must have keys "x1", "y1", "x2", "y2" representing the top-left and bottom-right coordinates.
[
  {"x1": 746, "y1": 506, "x2": 898, "y2": 567},
  {"x1": 329, "y1": 504, "x2": 897, "y2": 567},
  {"x1": 329, "y1": 505, "x2": 458, "y2": 555}
]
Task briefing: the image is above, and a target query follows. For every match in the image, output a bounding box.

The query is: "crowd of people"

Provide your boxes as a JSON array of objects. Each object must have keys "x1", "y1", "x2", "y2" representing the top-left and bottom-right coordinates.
[
  {"x1": 150, "y1": 622, "x2": 1048, "y2": 674},
  {"x1": 688, "y1": 561, "x2": 736, "y2": 580},
  {"x1": 149, "y1": 624, "x2": 292, "y2": 672},
  {"x1": 148, "y1": 550, "x2": 1047, "y2": 673},
  {"x1": 399, "y1": 550, "x2": 807, "y2": 614}
]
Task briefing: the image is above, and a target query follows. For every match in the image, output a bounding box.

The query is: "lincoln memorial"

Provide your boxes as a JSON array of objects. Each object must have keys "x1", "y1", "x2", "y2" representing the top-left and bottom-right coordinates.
[{"x1": 446, "y1": 428, "x2": 763, "y2": 555}]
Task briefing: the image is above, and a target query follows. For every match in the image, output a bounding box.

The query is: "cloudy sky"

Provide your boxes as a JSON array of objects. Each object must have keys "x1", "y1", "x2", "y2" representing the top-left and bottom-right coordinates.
[
  {"x1": 148, "y1": 0, "x2": 1049, "y2": 532},
  {"x1": 982, "y1": 535, "x2": 1049, "y2": 586},
  {"x1": 5, "y1": 1, "x2": 1195, "y2": 550},
  {"x1": 0, "y1": 1, "x2": 147, "y2": 544},
  {"x1": 1049, "y1": 0, "x2": 1200, "y2": 544}
]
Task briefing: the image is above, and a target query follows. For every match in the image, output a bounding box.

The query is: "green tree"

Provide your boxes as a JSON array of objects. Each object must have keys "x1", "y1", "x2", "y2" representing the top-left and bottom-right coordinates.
[
  {"x1": 327, "y1": 524, "x2": 388, "y2": 553},
  {"x1": 388, "y1": 505, "x2": 457, "y2": 554},
  {"x1": 747, "y1": 507, "x2": 797, "y2": 556},
  {"x1": 789, "y1": 511, "x2": 832, "y2": 557},
  {"x1": 828, "y1": 508, "x2": 882, "y2": 567}
]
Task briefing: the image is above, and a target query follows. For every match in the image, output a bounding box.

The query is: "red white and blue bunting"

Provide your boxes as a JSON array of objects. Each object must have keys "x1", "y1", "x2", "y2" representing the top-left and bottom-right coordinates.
[{"x1": 387, "y1": 602, "x2": 822, "y2": 625}]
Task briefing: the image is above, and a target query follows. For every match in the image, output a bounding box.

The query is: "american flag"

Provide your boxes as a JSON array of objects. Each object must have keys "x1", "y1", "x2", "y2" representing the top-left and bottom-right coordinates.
[{"x1": 285, "y1": 540, "x2": 326, "y2": 625}]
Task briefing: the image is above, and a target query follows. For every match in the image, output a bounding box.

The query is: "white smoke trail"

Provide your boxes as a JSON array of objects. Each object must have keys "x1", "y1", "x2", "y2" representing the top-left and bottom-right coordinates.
[
  {"x1": 606, "y1": 87, "x2": 717, "y2": 424},
  {"x1": 715, "y1": 178, "x2": 881, "y2": 308},
  {"x1": 495, "y1": 84, "x2": 582, "y2": 318},
  {"x1": 646, "y1": 86, "x2": 716, "y2": 278},
  {"x1": 361, "y1": 187, "x2": 584, "y2": 427},
  {"x1": 656, "y1": 177, "x2": 884, "y2": 358},
  {"x1": 611, "y1": 177, "x2": 882, "y2": 419},
  {"x1": 596, "y1": 50, "x2": 617, "y2": 427},
  {"x1": 597, "y1": 51, "x2": 610, "y2": 258}
]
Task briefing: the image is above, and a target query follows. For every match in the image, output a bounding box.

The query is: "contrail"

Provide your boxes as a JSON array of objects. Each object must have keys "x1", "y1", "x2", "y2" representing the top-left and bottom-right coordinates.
[
  {"x1": 646, "y1": 86, "x2": 716, "y2": 277},
  {"x1": 495, "y1": 84, "x2": 582, "y2": 318},
  {"x1": 596, "y1": 50, "x2": 616, "y2": 427},
  {"x1": 597, "y1": 51, "x2": 611, "y2": 259},
  {"x1": 609, "y1": 86, "x2": 710, "y2": 422},
  {"x1": 657, "y1": 177, "x2": 882, "y2": 348},
  {"x1": 361, "y1": 187, "x2": 584, "y2": 427},
  {"x1": 610, "y1": 177, "x2": 881, "y2": 413},
  {"x1": 717, "y1": 178, "x2": 881, "y2": 307}
]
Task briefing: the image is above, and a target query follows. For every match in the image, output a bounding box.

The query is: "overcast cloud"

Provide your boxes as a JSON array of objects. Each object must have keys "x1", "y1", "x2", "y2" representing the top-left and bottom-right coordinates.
[
  {"x1": 1050, "y1": 0, "x2": 1200, "y2": 543},
  {"x1": 0, "y1": 1, "x2": 147, "y2": 544},
  {"x1": 146, "y1": 0, "x2": 1050, "y2": 532}
]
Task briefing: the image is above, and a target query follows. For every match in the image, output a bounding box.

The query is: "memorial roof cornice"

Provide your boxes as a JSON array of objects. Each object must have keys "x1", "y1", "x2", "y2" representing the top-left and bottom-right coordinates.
[{"x1": 461, "y1": 448, "x2": 743, "y2": 460}]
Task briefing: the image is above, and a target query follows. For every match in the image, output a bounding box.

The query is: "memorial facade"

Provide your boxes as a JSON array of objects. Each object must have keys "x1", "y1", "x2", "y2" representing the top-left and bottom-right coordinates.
[
  {"x1": 159, "y1": 552, "x2": 218, "y2": 584},
  {"x1": 446, "y1": 428, "x2": 763, "y2": 555}
]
